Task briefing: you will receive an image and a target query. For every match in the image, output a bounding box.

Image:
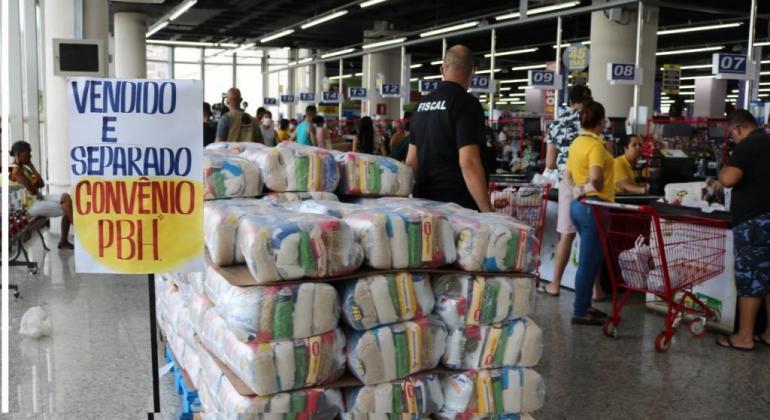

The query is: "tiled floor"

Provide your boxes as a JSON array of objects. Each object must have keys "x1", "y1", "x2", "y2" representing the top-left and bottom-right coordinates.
[{"x1": 5, "y1": 230, "x2": 770, "y2": 419}]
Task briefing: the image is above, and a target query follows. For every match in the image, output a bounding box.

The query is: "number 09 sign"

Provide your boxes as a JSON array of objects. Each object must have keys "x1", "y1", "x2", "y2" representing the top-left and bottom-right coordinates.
[
  {"x1": 606, "y1": 63, "x2": 642, "y2": 85},
  {"x1": 528, "y1": 70, "x2": 561, "y2": 90}
]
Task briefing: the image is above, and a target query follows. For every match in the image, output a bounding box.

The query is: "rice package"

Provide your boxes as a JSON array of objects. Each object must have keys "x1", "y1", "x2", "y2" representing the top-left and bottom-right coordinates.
[
  {"x1": 200, "y1": 309, "x2": 346, "y2": 396},
  {"x1": 204, "y1": 199, "x2": 281, "y2": 266},
  {"x1": 489, "y1": 185, "x2": 544, "y2": 226},
  {"x1": 241, "y1": 141, "x2": 340, "y2": 192},
  {"x1": 335, "y1": 151, "x2": 414, "y2": 197},
  {"x1": 237, "y1": 212, "x2": 363, "y2": 283},
  {"x1": 439, "y1": 368, "x2": 545, "y2": 417},
  {"x1": 433, "y1": 275, "x2": 535, "y2": 329},
  {"x1": 262, "y1": 191, "x2": 339, "y2": 204},
  {"x1": 283, "y1": 199, "x2": 365, "y2": 219},
  {"x1": 215, "y1": 281, "x2": 340, "y2": 341},
  {"x1": 343, "y1": 207, "x2": 456, "y2": 269},
  {"x1": 197, "y1": 346, "x2": 344, "y2": 417},
  {"x1": 442, "y1": 318, "x2": 543, "y2": 370},
  {"x1": 203, "y1": 151, "x2": 263, "y2": 200},
  {"x1": 345, "y1": 372, "x2": 444, "y2": 415},
  {"x1": 340, "y1": 273, "x2": 435, "y2": 331},
  {"x1": 347, "y1": 316, "x2": 448, "y2": 385}
]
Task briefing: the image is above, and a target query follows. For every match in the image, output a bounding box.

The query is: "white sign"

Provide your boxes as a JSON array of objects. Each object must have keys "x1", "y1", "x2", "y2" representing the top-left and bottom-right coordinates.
[
  {"x1": 68, "y1": 78, "x2": 204, "y2": 273},
  {"x1": 348, "y1": 87, "x2": 368, "y2": 100},
  {"x1": 607, "y1": 63, "x2": 642, "y2": 85},
  {"x1": 264, "y1": 97, "x2": 278, "y2": 106},
  {"x1": 712, "y1": 53, "x2": 755, "y2": 80},
  {"x1": 280, "y1": 94, "x2": 295, "y2": 104},
  {"x1": 299, "y1": 92, "x2": 315, "y2": 102},
  {"x1": 380, "y1": 83, "x2": 401, "y2": 97},
  {"x1": 469, "y1": 75, "x2": 493, "y2": 93},
  {"x1": 528, "y1": 70, "x2": 561, "y2": 90}
]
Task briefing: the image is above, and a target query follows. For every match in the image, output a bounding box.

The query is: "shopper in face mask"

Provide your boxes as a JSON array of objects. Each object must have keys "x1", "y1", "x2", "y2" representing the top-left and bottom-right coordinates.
[{"x1": 260, "y1": 111, "x2": 278, "y2": 147}]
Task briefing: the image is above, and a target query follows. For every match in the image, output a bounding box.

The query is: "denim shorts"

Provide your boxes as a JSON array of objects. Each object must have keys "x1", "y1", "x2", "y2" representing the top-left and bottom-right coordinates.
[{"x1": 734, "y1": 212, "x2": 770, "y2": 297}]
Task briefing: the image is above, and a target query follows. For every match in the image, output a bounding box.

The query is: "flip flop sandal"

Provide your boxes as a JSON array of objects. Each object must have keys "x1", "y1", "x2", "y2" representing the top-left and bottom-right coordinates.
[
  {"x1": 587, "y1": 308, "x2": 608, "y2": 318},
  {"x1": 716, "y1": 335, "x2": 754, "y2": 352},
  {"x1": 536, "y1": 283, "x2": 560, "y2": 297},
  {"x1": 571, "y1": 315, "x2": 604, "y2": 326},
  {"x1": 754, "y1": 335, "x2": 770, "y2": 347}
]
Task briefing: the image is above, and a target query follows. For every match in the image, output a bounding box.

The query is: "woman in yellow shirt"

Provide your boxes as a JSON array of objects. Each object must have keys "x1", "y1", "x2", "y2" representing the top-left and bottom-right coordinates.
[
  {"x1": 564, "y1": 101, "x2": 614, "y2": 325},
  {"x1": 614, "y1": 135, "x2": 647, "y2": 194},
  {"x1": 276, "y1": 118, "x2": 291, "y2": 142}
]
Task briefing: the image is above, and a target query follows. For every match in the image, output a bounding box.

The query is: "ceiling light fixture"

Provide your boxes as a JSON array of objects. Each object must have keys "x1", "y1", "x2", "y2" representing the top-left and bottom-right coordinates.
[
  {"x1": 511, "y1": 64, "x2": 546, "y2": 71},
  {"x1": 424, "y1": 75, "x2": 442, "y2": 80},
  {"x1": 552, "y1": 40, "x2": 590, "y2": 48},
  {"x1": 753, "y1": 40, "x2": 770, "y2": 46},
  {"x1": 500, "y1": 78, "x2": 529, "y2": 84},
  {"x1": 146, "y1": 20, "x2": 169, "y2": 38},
  {"x1": 297, "y1": 57, "x2": 313, "y2": 64},
  {"x1": 169, "y1": 0, "x2": 198, "y2": 21},
  {"x1": 484, "y1": 47, "x2": 538, "y2": 58},
  {"x1": 680, "y1": 75, "x2": 713, "y2": 80},
  {"x1": 657, "y1": 22, "x2": 742, "y2": 36},
  {"x1": 260, "y1": 29, "x2": 295, "y2": 43},
  {"x1": 431, "y1": 60, "x2": 443, "y2": 65},
  {"x1": 475, "y1": 68, "x2": 502, "y2": 74},
  {"x1": 410, "y1": 77, "x2": 418, "y2": 82},
  {"x1": 420, "y1": 21, "x2": 479, "y2": 38},
  {"x1": 360, "y1": 0, "x2": 388, "y2": 7},
  {"x1": 321, "y1": 48, "x2": 356, "y2": 59},
  {"x1": 656, "y1": 46, "x2": 724, "y2": 56},
  {"x1": 147, "y1": 40, "x2": 239, "y2": 48},
  {"x1": 362, "y1": 37, "x2": 406, "y2": 49},
  {"x1": 496, "y1": 1, "x2": 580, "y2": 21},
  {"x1": 410, "y1": 64, "x2": 423, "y2": 69},
  {"x1": 301, "y1": 10, "x2": 349, "y2": 29},
  {"x1": 659, "y1": 64, "x2": 712, "y2": 70},
  {"x1": 499, "y1": 87, "x2": 511, "y2": 91}
]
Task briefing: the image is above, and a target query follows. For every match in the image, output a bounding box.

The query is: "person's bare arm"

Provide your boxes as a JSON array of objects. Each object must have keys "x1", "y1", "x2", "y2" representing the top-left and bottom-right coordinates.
[
  {"x1": 405, "y1": 144, "x2": 418, "y2": 171},
  {"x1": 11, "y1": 167, "x2": 39, "y2": 195},
  {"x1": 308, "y1": 124, "x2": 317, "y2": 146},
  {"x1": 545, "y1": 143, "x2": 558, "y2": 170},
  {"x1": 718, "y1": 166, "x2": 743, "y2": 188},
  {"x1": 352, "y1": 135, "x2": 359, "y2": 152},
  {"x1": 615, "y1": 178, "x2": 645, "y2": 194},
  {"x1": 587, "y1": 165, "x2": 604, "y2": 192},
  {"x1": 459, "y1": 144, "x2": 492, "y2": 212}
]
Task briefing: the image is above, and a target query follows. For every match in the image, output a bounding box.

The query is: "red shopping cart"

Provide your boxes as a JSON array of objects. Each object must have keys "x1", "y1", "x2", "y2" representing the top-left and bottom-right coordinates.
[
  {"x1": 488, "y1": 182, "x2": 551, "y2": 282},
  {"x1": 585, "y1": 201, "x2": 727, "y2": 352}
]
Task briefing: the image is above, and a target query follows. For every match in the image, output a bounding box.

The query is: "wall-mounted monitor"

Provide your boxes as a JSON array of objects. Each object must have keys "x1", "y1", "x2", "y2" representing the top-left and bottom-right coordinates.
[{"x1": 53, "y1": 38, "x2": 105, "y2": 77}]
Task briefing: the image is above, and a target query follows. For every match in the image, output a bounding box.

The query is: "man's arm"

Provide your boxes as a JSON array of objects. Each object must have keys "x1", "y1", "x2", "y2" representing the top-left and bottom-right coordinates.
[
  {"x1": 545, "y1": 144, "x2": 558, "y2": 170},
  {"x1": 214, "y1": 115, "x2": 229, "y2": 142},
  {"x1": 405, "y1": 144, "x2": 418, "y2": 171},
  {"x1": 307, "y1": 123, "x2": 317, "y2": 146},
  {"x1": 718, "y1": 166, "x2": 743, "y2": 188},
  {"x1": 459, "y1": 144, "x2": 492, "y2": 212}
]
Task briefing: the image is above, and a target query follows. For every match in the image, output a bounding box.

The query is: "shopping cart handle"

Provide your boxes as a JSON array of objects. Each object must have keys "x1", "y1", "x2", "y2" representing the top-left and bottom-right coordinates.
[{"x1": 579, "y1": 199, "x2": 651, "y2": 212}]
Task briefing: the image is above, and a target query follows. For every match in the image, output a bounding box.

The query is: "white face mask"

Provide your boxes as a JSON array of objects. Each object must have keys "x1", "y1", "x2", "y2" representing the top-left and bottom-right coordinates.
[
  {"x1": 289, "y1": 124, "x2": 296, "y2": 130},
  {"x1": 261, "y1": 117, "x2": 273, "y2": 128}
]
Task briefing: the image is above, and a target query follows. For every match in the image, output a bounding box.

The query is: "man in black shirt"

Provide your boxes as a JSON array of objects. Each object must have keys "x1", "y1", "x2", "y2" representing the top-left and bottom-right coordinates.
[
  {"x1": 717, "y1": 110, "x2": 770, "y2": 351},
  {"x1": 406, "y1": 44, "x2": 492, "y2": 212}
]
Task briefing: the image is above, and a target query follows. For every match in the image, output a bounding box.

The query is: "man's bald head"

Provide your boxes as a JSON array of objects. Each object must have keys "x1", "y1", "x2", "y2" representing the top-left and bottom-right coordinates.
[
  {"x1": 441, "y1": 45, "x2": 475, "y2": 88},
  {"x1": 226, "y1": 87, "x2": 242, "y2": 111}
]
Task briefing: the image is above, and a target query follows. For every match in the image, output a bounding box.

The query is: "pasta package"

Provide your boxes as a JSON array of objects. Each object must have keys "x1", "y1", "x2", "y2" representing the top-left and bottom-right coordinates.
[
  {"x1": 345, "y1": 372, "x2": 444, "y2": 415},
  {"x1": 237, "y1": 212, "x2": 363, "y2": 283},
  {"x1": 442, "y1": 318, "x2": 543, "y2": 370},
  {"x1": 203, "y1": 151, "x2": 263, "y2": 200},
  {"x1": 200, "y1": 309, "x2": 347, "y2": 396},
  {"x1": 262, "y1": 191, "x2": 339, "y2": 204},
  {"x1": 433, "y1": 275, "x2": 535, "y2": 330},
  {"x1": 343, "y1": 207, "x2": 456, "y2": 269},
  {"x1": 241, "y1": 141, "x2": 340, "y2": 192},
  {"x1": 197, "y1": 346, "x2": 344, "y2": 417},
  {"x1": 439, "y1": 368, "x2": 545, "y2": 417},
  {"x1": 283, "y1": 199, "x2": 366, "y2": 219},
  {"x1": 340, "y1": 273, "x2": 435, "y2": 331},
  {"x1": 347, "y1": 316, "x2": 448, "y2": 385},
  {"x1": 334, "y1": 151, "x2": 414, "y2": 197},
  {"x1": 215, "y1": 281, "x2": 340, "y2": 341},
  {"x1": 204, "y1": 199, "x2": 281, "y2": 266}
]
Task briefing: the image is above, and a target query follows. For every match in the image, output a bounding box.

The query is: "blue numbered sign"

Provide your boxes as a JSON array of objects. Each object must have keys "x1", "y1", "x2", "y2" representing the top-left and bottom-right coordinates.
[
  {"x1": 380, "y1": 83, "x2": 401, "y2": 97},
  {"x1": 469, "y1": 75, "x2": 492, "y2": 92},
  {"x1": 280, "y1": 94, "x2": 295, "y2": 104},
  {"x1": 348, "y1": 87, "x2": 368, "y2": 100},
  {"x1": 606, "y1": 63, "x2": 641, "y2": 85},
  {"x1": 712, "y1": 53, "x2": 753, "y2": 80},
  {"x1": 322, "y1": 91, "x2": 340, "y2": 103},
  {"x1": 264, "y1": 97, "x2": 278, "y2": 106},
  {"x1": 419, "y1": 80, "x2": 440, "y2": 94},
  {"x1": 528, "y1": 70, "x2": 561, "y2": 90},
  {"x1": 299, "y1": 92, "x2": 316, "y2": 102}
]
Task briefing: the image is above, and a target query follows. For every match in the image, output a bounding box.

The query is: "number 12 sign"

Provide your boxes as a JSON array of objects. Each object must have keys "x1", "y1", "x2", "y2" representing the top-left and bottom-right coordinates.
[
  {"x1": 606, "y1": 63, "x2": 642, "y2": 85},
  {"x1": 712, "y1": 53, "x2": 754, "y2": 80},
  {"x1": 528, "y1": 70, "x2": 561, "y2": 90}
]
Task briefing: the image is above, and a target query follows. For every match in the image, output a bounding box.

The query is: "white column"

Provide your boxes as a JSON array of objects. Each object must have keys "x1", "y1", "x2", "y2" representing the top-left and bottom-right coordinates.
[
  {"x1": 113, "y1": 12, "x2": 146, "y2": 78},
  {"x1": 20, "y1": 0, "x2": 41, "y2": 168},
  {"x1": 287, "y1": 49, "x2": 297, "y2": 119},
  {"x1": 83, "y1": 0, "x2": 109, "y2": 72},
  {"x1": 3, "y1": 0, "x2": 24, "y2": 152},
  {"x1": 314, "y1": 61, "x2": 326, "y2": 106},
  {"x1": 694, "y1": 78, "x2": 727, "y2": 118},
  {"x1": 363, "y1": 49, "x2": 403, "y2": 120}
]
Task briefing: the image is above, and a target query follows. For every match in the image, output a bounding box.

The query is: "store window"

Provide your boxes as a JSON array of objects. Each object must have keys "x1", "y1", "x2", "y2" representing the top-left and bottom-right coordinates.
[
  {"x1": 147, "y1": 45, "x2": 170, "y2": 61},
  {"x1": 147, "y1": 61, "x2": 170, "y2": 79},
  {"x1": 204, "y1": 63, "x2": 233, "y2": 105},
  {"x1": 237, "y1": 65, "x2": 262, "y2": 111},
  {"x1": 175, "y1": 47, "x2": 201, "y2": 62},
  {"x1": 174, "y1": 63, "x2": 201, "y2": 80}
]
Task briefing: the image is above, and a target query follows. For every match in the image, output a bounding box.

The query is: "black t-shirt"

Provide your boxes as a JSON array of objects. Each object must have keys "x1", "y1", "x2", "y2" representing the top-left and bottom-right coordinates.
[
  {"x1": 410, "y1": 81, "x2": 485, "y2": 210},
  {"x1": 728, "y1": 129, "x2": 770, "y2": 225},
  {"x1": 203, "y1": 122, "x2": 216, "y2": 147}
]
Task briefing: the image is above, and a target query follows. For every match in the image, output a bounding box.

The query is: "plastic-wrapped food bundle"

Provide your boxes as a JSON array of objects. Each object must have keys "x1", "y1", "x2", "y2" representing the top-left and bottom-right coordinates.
[
  {"x1": 262, "y1": 191, "x2": 339, "y2": 204},
  {"x1": 340, "y1": 273, "x2": 435, "y2": 331},
  {"x1": 372, "y1": 197, "x2": 473, "y2": 215},
  {"x1": 205, "y1": 141, "x2": 261, "y2": 155},
  {"x1": 283, "y1": 199, "x2": 365, "y2": 219},
  {"x1": 489, "y1": 186, "x2": 543, "y2": 226},
  {"x1": 189, "y1": 292, "x2": 214, "y2": 334},
  {"x1": 347, "y1": 316, "x2": 447, "y2": 385},
  {"x1": 215, "y1": 281, "x2": 340, "y2": 341},
  {"x1": 439, "y1": 368, "x2": 545, "y2": 417},
  {"x1": 345, "y1": 372, "x2": 444, "y2": 415},
  {"x1": 197, "y1": 346, "x2": 344, "y2": 417},
  {"x1": 205, "y1": 266, "x2": 236, "y2": 304},
  {"x1": 433, "y1": 275, "x2": 535, "y2": 329},
  {"x1": 343, "y1": 207, "x2": 456, "y2": 269},
  {"x1": 442, "y1": 318, "x2": 543, "y2": 370},
  {"x1": 204, "y1": 199, "x2": 281, "y2": 266},
  {"x1": 447, "y1": 213, "x2": 540, "y2": 273},
  {"x1": 204, "y1": 151, "x2": 263, "y2": 200},
  {"x1": 238, "y1": 212, "x2": 363, "y2": 283},
  {"x1": 241, "y1": 141, "x2": 340, "y2": 192},
  {"x1": 200, "y1": 308, "x2": 347, "y2": 396},
  {"x1": 334, "y1": 151, "x2": 414, "y2": 197}
]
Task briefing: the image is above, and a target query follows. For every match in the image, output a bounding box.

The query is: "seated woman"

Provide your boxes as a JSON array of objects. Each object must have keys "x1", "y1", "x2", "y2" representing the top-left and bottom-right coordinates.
[
  {"x1": 614, "y1": 135, "x2": 647, "y2": 194},
  {"x1": 9, "y1": 141, "x2": 74, "y2": 249}
]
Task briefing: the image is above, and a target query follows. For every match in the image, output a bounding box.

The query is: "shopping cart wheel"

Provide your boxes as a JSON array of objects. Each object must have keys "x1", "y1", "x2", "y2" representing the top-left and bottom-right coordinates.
[
  {"x1": 602, "y1": 319, "x2": 619, "y2": 338},
  {"x1": 655, "y1": 333, "x2": 672, "y2": 352},
  {"x1": 688, "y1": 318, "x2": 707, "y2": 337}
]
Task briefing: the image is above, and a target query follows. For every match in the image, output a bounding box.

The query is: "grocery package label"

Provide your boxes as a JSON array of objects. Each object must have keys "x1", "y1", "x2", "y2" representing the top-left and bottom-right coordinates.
[{"x1": 68, "y1": 78, "x2": 204, "y2": 273}]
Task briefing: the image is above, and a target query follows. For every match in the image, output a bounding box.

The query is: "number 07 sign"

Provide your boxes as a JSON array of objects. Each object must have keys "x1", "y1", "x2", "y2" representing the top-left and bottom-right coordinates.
[{"x1": 712, "y1": 53, "x2": 755, "y2": 80}]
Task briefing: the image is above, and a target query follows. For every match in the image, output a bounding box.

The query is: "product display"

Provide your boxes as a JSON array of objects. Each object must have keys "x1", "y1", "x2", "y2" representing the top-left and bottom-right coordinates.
[
  {"x1": 334, "y1": 151, "x2": 414, "y2": 197},
  {"x1": 340, "y1": 273, "x2": 435, "y2": 331},
  {"x1": 347, "y1": 316, "x2": 447, "y2": 385},
  {"x1": 261, "y1": 191, "x2": 340, "y2": 204},
  {"x1": 442, "y1": 318, "x2": 543, "y2": 370},
  {"x1": 343, "y1": 207, "x2": 456, "y2": 269},
  {"x1": 204, "y1": 199, "x2": 281, "y2": 266},
  {"x1": 433, "y1": 275, "x2": 536, "y2": 329},
  {"x1": 200, "y1": 308, "x2": 346, "y2": 396},
  {"x1": 439, "y1": 368, "x2": 545, "y2": 417},
  {"x1": 237, "y1": 211, "x2": 363, "y2": 283},
  {"x1": 345, "y1": 372, "x2": 444, "y2": 415},
  {"x1": 488, "y1": 186, "x2": 544, "y2": 225},
  {"x1": 241, "y1": 141, "x2": 340, "y2": 192},
  {"x1": 283, "y1": 199, "x2": 366, "y2": 219},
  {"x1": 203, "y1": 151, "x2": 263, "y2": 200}
]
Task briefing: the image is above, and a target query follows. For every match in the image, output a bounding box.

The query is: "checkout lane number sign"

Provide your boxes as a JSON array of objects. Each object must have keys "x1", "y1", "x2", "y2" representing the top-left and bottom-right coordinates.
[
  {"x1": 607, "y1": 63, "x2": 642, "y2": 85},
  {"x1": 264, "y1": 97, "x2": 278, "y2": 106},
  {"x1": 348, "y1": 87, "x2": 367, "y2": 100},
  {"x1": 528, "y1": 70, "x2": 561, "y2": 90},
  {"x1": 322, "y1": 91, "x2": 340, "y2": 103},
  {"x1": 419, "y1": 80, "x2": 439, "y2": 94},
  {"x1": 299, "y1": 92, "x2": 315, "y2": 102},
  {"x1": 380, "y1": 83, "x2": 401, "y2": 98},
  {"x1": 712, "y1": 53, "x2": 754, "y2": 80},
  {"x1": 469, "y1": 75, "x2": 492, "y2": 93}
]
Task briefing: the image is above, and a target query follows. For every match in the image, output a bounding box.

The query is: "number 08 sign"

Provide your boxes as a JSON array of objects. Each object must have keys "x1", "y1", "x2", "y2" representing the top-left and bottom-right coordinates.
[{"x1": 606, "y1": 63, "x2": 642, "y2": 85}]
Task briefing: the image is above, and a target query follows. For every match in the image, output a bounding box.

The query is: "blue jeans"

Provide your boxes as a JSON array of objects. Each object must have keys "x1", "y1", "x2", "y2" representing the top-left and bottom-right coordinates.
[{"x1": 570, "y1": 199, "x2": 606, "y2": 317}]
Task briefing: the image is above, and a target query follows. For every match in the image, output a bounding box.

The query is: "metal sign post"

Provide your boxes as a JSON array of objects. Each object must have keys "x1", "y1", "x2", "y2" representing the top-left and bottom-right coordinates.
[
  {"x1": 633, "y1": 1, "x2": 644, "y2": 134},
  {"x1": 554, "y1": 16, "x2": 562, "y2": 118},
  {"x1": 744, "y1": 0, "x2": 757, "y2": 109}
]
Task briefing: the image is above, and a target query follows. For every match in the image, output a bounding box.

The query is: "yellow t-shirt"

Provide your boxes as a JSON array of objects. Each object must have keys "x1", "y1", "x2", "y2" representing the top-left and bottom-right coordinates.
[
  {"x1": 613, "y1": 155, "x2": 638, "y2": 192},
  {"x1": 276, "y1": 129, "x2": 291, "y2": 141},
  {"x1": 566, "y1": 131, "x2": 615, "y2": 202}
]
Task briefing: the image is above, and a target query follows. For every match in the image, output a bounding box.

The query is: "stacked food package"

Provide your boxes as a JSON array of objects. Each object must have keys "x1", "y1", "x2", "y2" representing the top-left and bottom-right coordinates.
[{"x1": 156, "y1": 143, "x2": 545, "y2": 417}]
